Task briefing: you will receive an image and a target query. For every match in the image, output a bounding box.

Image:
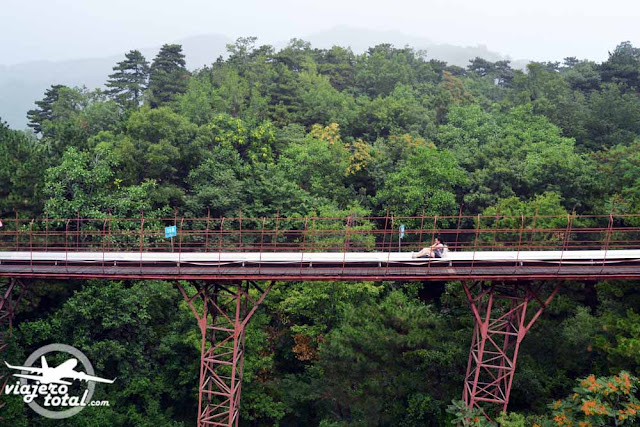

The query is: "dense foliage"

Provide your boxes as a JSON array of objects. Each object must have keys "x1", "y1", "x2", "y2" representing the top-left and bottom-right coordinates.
[{"x1": 2, "y1": 38, "x2": 640, "y2": 425}]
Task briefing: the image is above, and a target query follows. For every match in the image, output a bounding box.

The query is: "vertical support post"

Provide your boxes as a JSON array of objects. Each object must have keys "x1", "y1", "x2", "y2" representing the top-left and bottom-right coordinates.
[
  {"x1": 273, "y1": 210, "x2": 280, "y2": 250},
  {"x1": 302, "y1": 217, "x2": 309, "y2": 275},
  {"x1": 0, "y1": 279, "x2": 28, "y2": 411},
  {"x1": 107, "y1": 210, "x2": 112, "y2": 252},
  {"x1": 45, "y1": 213, "x2": 49, "y2": 251},
  {"x1": 14, "y1": 211, "x2": 19, "y2": 250},
  {"x1": 462, "y1": 282, "x2": 559, "y2": 419},
  {"x1": 177, "y1": 281, "x2": 273, "y2": 427},
  {"x1": 385, "y1": 215, "x2": 395, "y2": 275},
  {"x1": 516, "y1": 215, "x2": 525, "y2": 262},
  {"x1": 454, "y1": 204, "x2": 463, "y2": 251},
  {"x1": 427, "y1": 215, "x2": 438, "y2": 270},
  {"x1": 418, "y1": 208, "x2": 425, "y2": 250},
  {"x1": 470, "y1": 215, "x2": 481, "y2": 273},
  {"x1": 238, "y1": 209, "x2": 243, "y2": 250},
  {"x1": 76, "y1": 211, "x2": 80, "y2": 250},
  {"x1": 491, "y1": 207, "x2": 501, "y2": 250},
  {"x1": 381, "y1": 208, "x2": 390, "y2": 250},
  {"x1": 258, "y1": 217, "x2": 266, "y2": 275},
  {"x1": 139, "y1": 211, "x2": 145, "y2": 271},
  {"x1": 29, "y1": 220, "x2": 34, "y2": 271},
  {"x1": 529, "y1": 206, "x2": 540, "y2": 249},
  {"x1": 602, "y1": 212, "x2": 614, "y2": 268},
  {"x1": 205, "y1": 209, "x2": 211, "y2": 252}
]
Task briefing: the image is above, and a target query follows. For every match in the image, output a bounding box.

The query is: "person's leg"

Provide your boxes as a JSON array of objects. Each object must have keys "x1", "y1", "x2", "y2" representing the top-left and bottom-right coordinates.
[{"x1": 413, "y1": 247, "x2": 431, "y2": 258}]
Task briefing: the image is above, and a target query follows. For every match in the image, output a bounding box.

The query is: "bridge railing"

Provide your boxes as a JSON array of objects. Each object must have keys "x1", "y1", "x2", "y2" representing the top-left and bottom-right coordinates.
[{"x1": 1, "y1": 214, "x2": 640, "y2": 254}]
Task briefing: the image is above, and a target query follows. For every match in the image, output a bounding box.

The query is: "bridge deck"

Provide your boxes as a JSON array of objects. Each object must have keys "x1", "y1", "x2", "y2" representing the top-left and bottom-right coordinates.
[{"x1": 1, "y1": 250, "x2": 639, "y2": 281}]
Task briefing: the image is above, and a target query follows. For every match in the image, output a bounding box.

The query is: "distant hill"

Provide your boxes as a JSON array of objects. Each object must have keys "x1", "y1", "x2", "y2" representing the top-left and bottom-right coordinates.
[
  {"x1": 0, "y1": 33, "x2": 231, "y2": 130},
  {"x1": 0, "y1": 28, "x2": 527, "y2": 130},
  {"x1": 301, "y1": 26, "x2": 528, "y2": 69}
]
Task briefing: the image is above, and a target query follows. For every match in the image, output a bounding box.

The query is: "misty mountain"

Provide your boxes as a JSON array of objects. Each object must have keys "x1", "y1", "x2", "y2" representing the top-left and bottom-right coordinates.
[
  {"x1": 303, "y1": 25, "x2": 528, "y2": 68},
  {"x1": 0, "y1": 33, "x2": 231, "y2": 130},
  {"x1": 0, "y1": 27, "x2": 527, "y2": 130}
]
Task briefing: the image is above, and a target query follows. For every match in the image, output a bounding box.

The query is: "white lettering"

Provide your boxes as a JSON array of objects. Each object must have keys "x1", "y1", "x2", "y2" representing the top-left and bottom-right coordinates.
[{"x1": 81, "y1": 389, "x2": 89, "y2": 406}]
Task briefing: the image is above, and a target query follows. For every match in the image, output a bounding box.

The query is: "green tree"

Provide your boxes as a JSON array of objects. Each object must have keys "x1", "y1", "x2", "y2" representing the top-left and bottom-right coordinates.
[
  {"x1": 278, "y1": 123, "x2": 352, "y2": 205},
  {"x1": 315, "y1": 290, "x2": 466, "y2": 426},
  {"x1": 26, "y1": 84, "x2": 67, "y2": 135},
  {"x1": 178, "y1": 69, "x2": 223, "y2": 125},
  {"x1": 354, "y1": 44, "x2": 423, "y2": 97},
  {"x1": 106, "y1": 50, "x2": 150, "y2": 110},
  {"x1": 478, "y1": 193, "x2": 570, "y2": 248},
  {"x1": 434, "y1": 71, "x2": 473, "y2": 123},
  {"x1": 562, "y1": 58, "x2": 601, "y2": 92},
  {"x1": 373, "y1": 143, "x2": 467, "y2": 220},
  {"x1": 438, "y1": 105, "x2": 597, "y2": 212},
  {"x1": 354, "y1": 83, "x2": 436, "y2": 140},
  {"x1": 593, "y1": 141, "x2": 640, "y2": 214},
  {"x1": 467, "y1": 57, "x2": 496, "y2": 77},
  {"x1": 28, "y1": 86, "x2": 122, "y2": 157},
  {"x1": 600, "y1": 41, "x2": 640, "y2": 90},
  {"x1": 42, "y1": 146, "x2": 163, "y2": 218},
  {"x1": 267, "y1": 62, "x2": 301, "y2": 125},
  {"x1": 148, "y1": 44, "x2": 189, "y2": 108},
  {"x1": 241, "y1": 163, "x2": 313, "y2": 218},
  {"x1": 10, "y1": 281, "x2": 197, "y2": 426},
  {"x1": 185, "y1": 146, "x2": 244, "y2": 217},
  {"x1": 125, "y1": 106, "x2": 198, "y2": 186},
  {"x1": 593, "y1": 309, "x2": 640, "y2": 375},
  {"x1": 583, "y1": 83, "x2": 640, "y2": 149},
  {"x1": 509, "y1": 62, "x2": 590, "y2": 143},
  {"x1": 314, "y1": 45, "x2": 356, "y2": 91},
  {"x1": 0, "y1": 121, "x2": 47, "y2": 216},
  {"x1": 296, "y1": 69, "x2": 357, "y2": 129}
]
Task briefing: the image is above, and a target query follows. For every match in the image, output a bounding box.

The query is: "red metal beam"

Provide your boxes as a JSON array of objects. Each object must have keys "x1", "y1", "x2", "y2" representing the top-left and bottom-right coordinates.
[
  {"x1": 177, "y1": 282, "x2": 273, "y2": 427},
  {"x1": 462, "y1": 282, "x2": 559, "y2": 419},
  {"x1": 1, "y1": 271, "x2": 639, "y2": 282}
]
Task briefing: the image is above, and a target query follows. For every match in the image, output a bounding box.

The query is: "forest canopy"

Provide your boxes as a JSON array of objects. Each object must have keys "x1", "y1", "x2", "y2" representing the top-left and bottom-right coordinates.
[{"x1": 2, "y1": 38, "x2": 640, "y2": 425}]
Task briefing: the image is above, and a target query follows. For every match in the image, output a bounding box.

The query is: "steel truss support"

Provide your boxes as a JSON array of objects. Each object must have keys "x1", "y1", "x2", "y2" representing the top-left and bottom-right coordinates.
[
  {"x1": 177, "y1": 281, "x2": 273, "y2": 427},
  {"x1": 462, "y1": 281, "x2": 559, "y2": 418},
  {"x1": 0, "y1": 278, "x2": 29, "y2": 411}
]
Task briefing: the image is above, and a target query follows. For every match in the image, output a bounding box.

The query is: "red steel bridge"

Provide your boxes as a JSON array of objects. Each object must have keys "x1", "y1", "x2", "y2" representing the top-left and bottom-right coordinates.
[{"x1": 1, "y1": 212, "x2": 640, "y2": 425}]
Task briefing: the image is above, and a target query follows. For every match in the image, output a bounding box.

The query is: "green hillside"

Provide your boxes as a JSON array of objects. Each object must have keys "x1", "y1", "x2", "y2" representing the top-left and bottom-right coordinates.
[{"x1": 2, "y1": 38, "x2": 640, "y2": 426}]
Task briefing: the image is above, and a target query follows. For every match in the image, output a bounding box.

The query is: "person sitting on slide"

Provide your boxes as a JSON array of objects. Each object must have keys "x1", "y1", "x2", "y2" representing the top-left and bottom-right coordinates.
[{"x1": 412, "y1": 238, "x2": 444, "y2": 258}]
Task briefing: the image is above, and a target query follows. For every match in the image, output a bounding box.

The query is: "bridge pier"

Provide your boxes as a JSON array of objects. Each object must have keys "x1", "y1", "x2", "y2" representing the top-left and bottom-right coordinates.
[
  {"x1": 177, "y1": 281, "x2": 273, "y2": 427},
  {"x1": 462, "y1": 282, "x2": 559, "y2": 418},
  {"x1": 0, "y1": 278, "x2": 28, "y2": 411}
]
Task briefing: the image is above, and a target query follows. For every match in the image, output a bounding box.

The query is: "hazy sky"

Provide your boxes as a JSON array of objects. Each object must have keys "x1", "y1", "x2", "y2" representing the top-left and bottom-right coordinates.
[{"x1": 3, "y1": 0, "x2": 639, "y2": 65}]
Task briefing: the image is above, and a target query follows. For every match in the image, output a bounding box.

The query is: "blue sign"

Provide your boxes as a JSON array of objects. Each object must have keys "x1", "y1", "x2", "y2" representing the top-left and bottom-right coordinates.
[
  {"x1": 165, "y1": 225, "x2": 177, "y2": 238},
  {"x1": 399, "y1": 224, "x2": 405, "y2": 239}
]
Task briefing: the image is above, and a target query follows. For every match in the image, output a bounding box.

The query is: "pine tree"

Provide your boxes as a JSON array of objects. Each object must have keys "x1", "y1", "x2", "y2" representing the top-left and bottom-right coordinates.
[
  {"x1": 106, "y1": 50, "x2": 149, "y2": 109},
  {"x1": 148, "y1": 44, "x2": 189, "y2": 108},
  {"x1": 26, "y1": 84, "x2": 66, "y2": 134}
]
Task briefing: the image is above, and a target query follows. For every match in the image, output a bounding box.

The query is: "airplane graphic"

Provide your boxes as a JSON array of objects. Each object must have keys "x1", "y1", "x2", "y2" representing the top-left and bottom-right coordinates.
[{"x1": 5, "y1": 356, "x2": 116, "y2": 385}]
